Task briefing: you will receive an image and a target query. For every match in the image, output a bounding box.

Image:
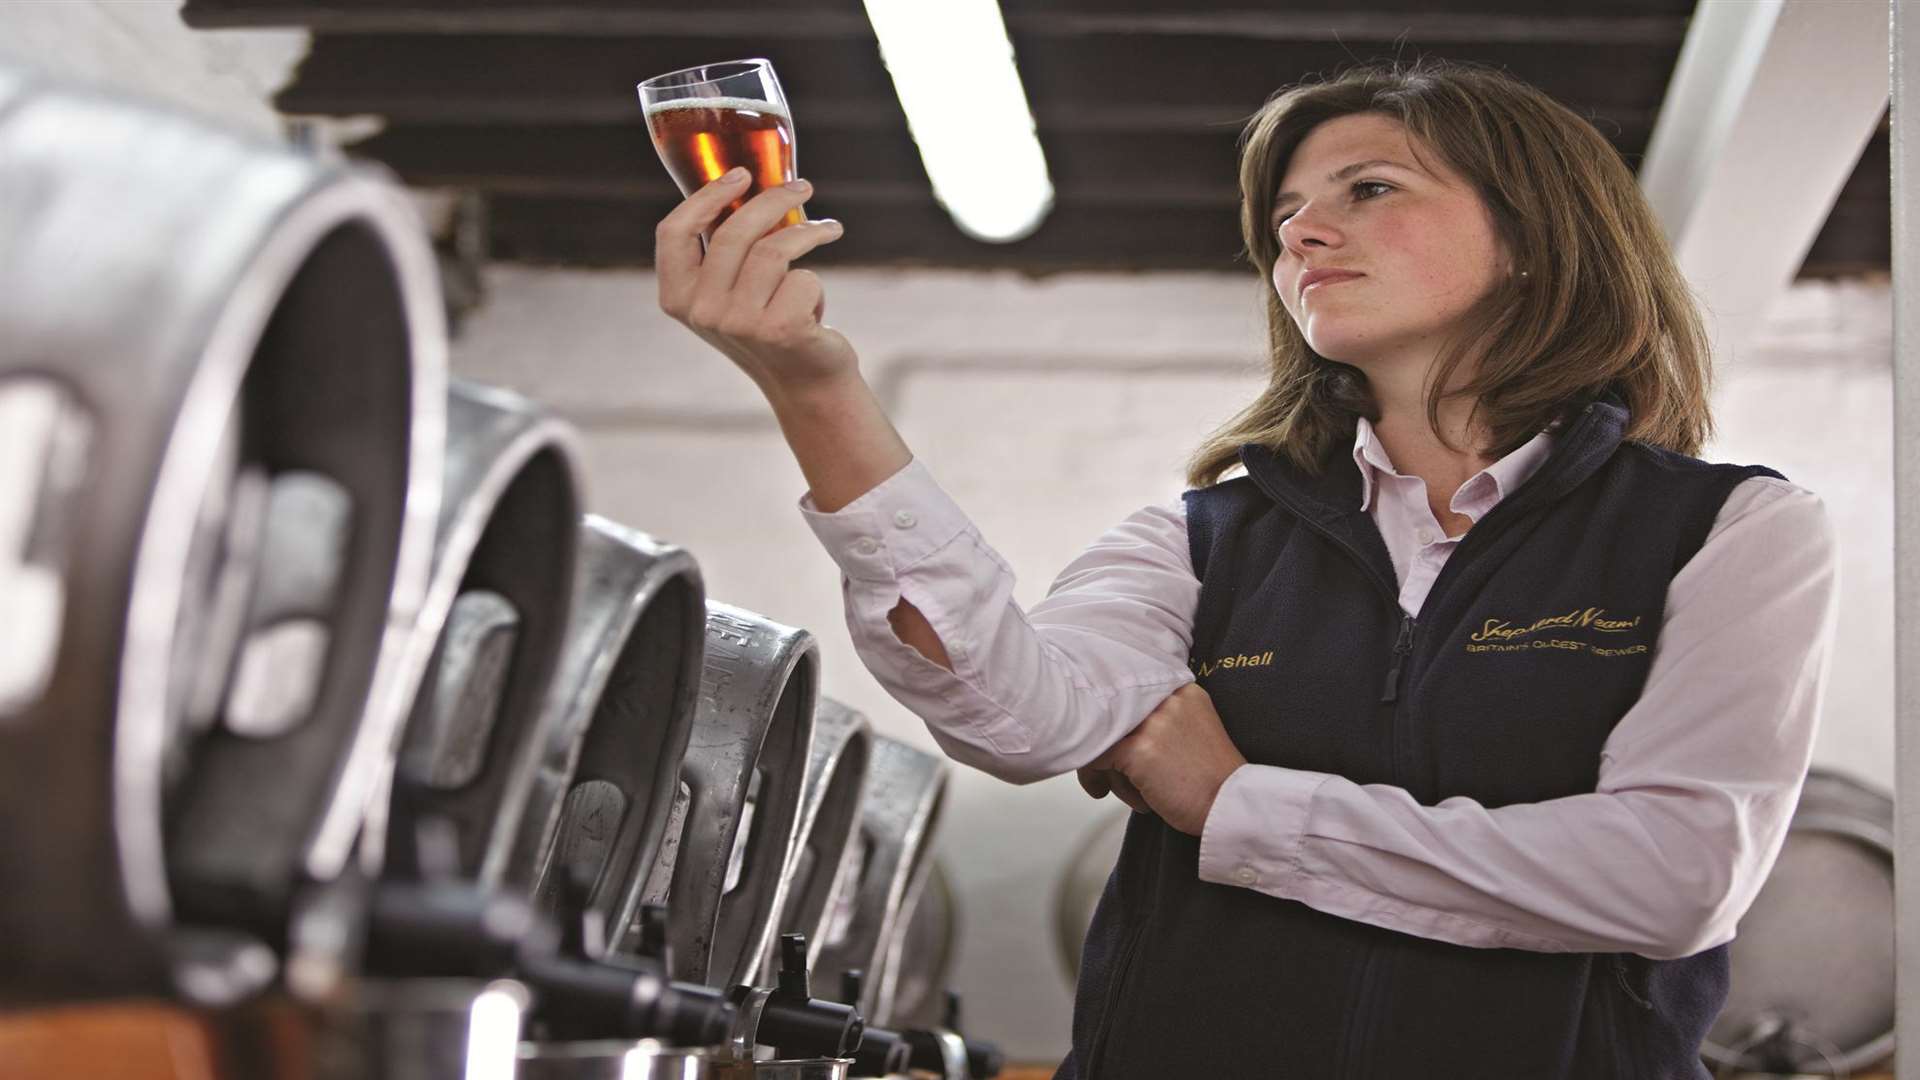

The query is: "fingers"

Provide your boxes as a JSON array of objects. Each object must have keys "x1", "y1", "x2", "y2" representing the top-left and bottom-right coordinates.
[
  {"x1": 764, "y1": 268, "x2": 828, "y2": 338},
  {"x1": 1078, "y1": 763, "x2": 1151, "y2": 816},
  {"x1": 692, "y1": 178, "x2": 816, "y2": 304},
  {"x1": 732, "y1": 222, "x2": 843, "y2": 319},
  {"x1": 1111, "y1": 775, "x2": 1151, "y2": 815},
  {"x1": 1077, "y1": 767, "x2": 1111, "y2": 800},
  {"x1": 656, "y1": 167, "x2": 752, "y2": 318}
]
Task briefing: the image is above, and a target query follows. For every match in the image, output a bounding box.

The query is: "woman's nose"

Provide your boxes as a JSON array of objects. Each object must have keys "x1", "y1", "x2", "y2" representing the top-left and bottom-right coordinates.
[{"x1": 1278, "y1": 206, "x2": 1341, "y2": 255}]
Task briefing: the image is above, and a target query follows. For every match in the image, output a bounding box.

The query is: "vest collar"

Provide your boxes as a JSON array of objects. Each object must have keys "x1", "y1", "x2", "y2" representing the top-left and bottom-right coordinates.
[{"x1": 1238, "y1": 396, "x2": 1629, "y2": 528}]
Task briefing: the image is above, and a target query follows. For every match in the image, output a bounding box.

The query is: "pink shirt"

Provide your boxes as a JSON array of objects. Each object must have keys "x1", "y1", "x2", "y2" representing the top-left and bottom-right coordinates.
[{"x1": 798, "y1": 418, "x2": 1838, "y2": 960}]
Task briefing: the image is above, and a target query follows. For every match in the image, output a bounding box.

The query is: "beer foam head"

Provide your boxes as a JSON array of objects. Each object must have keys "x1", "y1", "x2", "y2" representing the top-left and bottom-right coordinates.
[{"x1": 642, "y1": 95, "x2": 790, "y2": 122}]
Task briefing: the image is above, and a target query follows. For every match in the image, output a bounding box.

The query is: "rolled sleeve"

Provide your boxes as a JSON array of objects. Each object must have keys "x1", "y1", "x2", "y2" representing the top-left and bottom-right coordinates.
[
  {"x1": 797, "y1": 457, "x2": 1199, "y2": 782},
  {"x1": 798, "y1": 457, "x2": 974, "y2": 583},
  {"x1": 1198, "y1": 764, "x2": 1329, "y2": 891}
]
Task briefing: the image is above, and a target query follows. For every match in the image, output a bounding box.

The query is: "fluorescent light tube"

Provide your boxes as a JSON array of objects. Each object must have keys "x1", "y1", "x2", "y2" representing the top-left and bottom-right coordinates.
[{"x1": 862, "y1": 0, "x2": 1055, "y2": 242}]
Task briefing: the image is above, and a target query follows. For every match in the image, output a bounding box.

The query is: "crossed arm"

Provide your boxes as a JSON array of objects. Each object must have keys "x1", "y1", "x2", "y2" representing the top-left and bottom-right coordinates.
[{"x1": 800, "y1": 460, "x2": 1838, "y2": 958}]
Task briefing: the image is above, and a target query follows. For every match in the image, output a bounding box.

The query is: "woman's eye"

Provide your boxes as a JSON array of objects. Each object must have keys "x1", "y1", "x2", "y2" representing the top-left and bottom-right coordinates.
[{"x1": 1272, "y1": 181, "x2": 1392, "y2": 235}]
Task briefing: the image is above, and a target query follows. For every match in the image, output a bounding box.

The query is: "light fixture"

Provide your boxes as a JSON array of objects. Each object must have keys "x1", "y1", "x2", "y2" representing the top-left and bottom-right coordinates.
[{"x1": 861, "y1": 0, "x2": 1055, "y2": 243}]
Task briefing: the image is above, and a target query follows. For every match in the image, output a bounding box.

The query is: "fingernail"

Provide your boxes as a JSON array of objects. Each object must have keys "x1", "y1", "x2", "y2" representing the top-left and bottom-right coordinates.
[
  {"x1": 785, "y1": 178, "x2": 811, "y2": 192},
  {"x1": 722, "y1": 166, "x2": 748, "y2": 183},
  {"x1": 818, "y1": 218, "x2": 842, "y2": 230}
]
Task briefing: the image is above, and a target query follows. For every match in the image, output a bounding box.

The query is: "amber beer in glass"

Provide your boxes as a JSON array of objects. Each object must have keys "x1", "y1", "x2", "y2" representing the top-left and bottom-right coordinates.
[{"x1": 638, "y1": 59, "x2": 803, "y2": 233}]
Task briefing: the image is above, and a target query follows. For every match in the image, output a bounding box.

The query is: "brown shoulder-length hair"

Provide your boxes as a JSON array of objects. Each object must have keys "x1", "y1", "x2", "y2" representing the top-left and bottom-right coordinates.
[{"x1": 1187, "y1": 58, "x2": 1714, "y2": 487}]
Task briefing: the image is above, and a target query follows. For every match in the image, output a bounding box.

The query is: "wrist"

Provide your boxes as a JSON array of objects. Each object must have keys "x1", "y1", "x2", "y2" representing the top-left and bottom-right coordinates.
[
  {"x1": 760, "y1": 371, "x2": 872, "y2": 417},
  {"x1": 760, "y1": 373, "x2": 914, "y2": 514}
]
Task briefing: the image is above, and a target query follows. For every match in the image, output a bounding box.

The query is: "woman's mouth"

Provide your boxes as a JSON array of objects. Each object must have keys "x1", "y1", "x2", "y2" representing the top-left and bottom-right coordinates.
[{"x1": 1301, "y1": 272, "x2": 1363, "y2": 298}]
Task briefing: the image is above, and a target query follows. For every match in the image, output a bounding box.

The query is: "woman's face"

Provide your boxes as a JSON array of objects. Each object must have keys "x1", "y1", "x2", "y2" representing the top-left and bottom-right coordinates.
[{"x1": 1269, "y1": 113, "x2": 1510, "y2": 381}]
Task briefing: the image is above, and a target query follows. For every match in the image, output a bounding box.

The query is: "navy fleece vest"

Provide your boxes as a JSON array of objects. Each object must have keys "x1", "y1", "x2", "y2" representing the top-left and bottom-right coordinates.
[{"x1": 1057, "y1": 400, "x2": 1783, "y2": 1079}]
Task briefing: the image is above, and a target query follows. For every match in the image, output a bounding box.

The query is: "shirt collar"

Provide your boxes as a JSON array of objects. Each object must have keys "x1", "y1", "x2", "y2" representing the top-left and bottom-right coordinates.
[{"x1": 1350, "y1": 415, "x2": 1555, "y2": 517}]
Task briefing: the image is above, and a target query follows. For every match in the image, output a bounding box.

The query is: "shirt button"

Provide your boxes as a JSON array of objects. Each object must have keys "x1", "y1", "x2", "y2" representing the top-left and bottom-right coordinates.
[
  {"x1": 1234, "y1": 866, "x2": 1258, "y2": 886},
  {"x1": 852, "y1": 537, "x2": 881, "y2": 557},
  {"x1": 893, "y1": 510, "x2": 917, "y2": 529},
  {"x1": 1418, "y1": 530, "x2": 1437, "y2": 545}
]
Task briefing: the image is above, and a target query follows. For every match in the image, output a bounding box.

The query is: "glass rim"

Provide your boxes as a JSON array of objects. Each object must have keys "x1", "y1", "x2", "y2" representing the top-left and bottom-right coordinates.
[{"x1": 637, "y1": 57, "x2": 774, "y2": 93}]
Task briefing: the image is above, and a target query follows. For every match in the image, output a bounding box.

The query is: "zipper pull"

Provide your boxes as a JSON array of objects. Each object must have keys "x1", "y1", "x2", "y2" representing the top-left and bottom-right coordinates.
[{"x1": 1379, "y1": 614, "x2": 1416, "y2": 703}]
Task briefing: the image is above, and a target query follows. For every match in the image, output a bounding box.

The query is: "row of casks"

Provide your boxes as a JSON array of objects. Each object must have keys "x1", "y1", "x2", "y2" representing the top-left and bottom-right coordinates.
[{"x1": 0, "y1": 60, "x2": 978, "y2": 1079}]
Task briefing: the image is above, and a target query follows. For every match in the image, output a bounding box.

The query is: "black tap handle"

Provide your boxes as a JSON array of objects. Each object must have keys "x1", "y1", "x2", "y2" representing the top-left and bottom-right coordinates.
[
  {"x1": 556, "y1": 863, "x2": 607, "y2": 959},
  {"x1": 778, "y1": 932, "x2": 811, "y2": 998},
  {"x1": 841, "y1": 968, "x2": 865, "y2": 1007},
  {"x1": 636, "y1": 901, "x2": 674, "y2": 971},
  {"x1": 944, "y1": 989, "x2": 962, "y2": 1031}
]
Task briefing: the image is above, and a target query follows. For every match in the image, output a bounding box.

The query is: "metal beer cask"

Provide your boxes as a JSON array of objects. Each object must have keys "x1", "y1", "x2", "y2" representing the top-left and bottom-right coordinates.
[{"x1": 0, "y1": 61, "x2": 444, "y2": 1004}]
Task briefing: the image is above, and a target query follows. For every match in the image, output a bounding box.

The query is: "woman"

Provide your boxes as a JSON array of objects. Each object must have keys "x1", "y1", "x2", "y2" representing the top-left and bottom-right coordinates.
[{"x1": 653, "y1": 60, "x2": 1836, "y2": 1078}]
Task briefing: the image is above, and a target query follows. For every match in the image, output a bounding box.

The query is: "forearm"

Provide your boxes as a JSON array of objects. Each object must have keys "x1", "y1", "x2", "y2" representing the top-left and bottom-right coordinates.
[
  {"x1": 763, "y1": 374, "x2": 912, "y2": 514},
  {"x1": 844, "y1": 559, "x2": 1194, "y2": 783},
  {"x1": 760, "y1": 374, "x2": 954, "y2": 670},
  {"x1": 800, "y1": 463, "x2": 1199, "y2": 781},
  {"x1": 1202, "y1": 769, "x2": 1773, "y2": 958}
]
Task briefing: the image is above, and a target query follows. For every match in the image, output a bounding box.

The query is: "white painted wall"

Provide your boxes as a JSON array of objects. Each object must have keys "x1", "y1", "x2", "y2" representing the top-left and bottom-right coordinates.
[
  {"x1": 457, "y1": 265, "x2": 1895, "y2": 1060},
  {"x1": 0, "y1": 0, "x2": 305, "y2": 138}
]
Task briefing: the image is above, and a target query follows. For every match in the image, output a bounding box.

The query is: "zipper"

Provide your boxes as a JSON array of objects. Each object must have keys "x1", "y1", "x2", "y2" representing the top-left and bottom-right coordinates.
[
  {"x1": 1237, "y1": 469, "x2": 1421, "y2": 710},
  {"x1": 1611, "y1": 954, "x2": 1653, "y2": 1010},
  {"x1": 1379, "y1": 614, "x2": 1416, "y2": 703},
  {"x1": 1083, "y1": 921, "x2": 1151, "y2": 1077}
]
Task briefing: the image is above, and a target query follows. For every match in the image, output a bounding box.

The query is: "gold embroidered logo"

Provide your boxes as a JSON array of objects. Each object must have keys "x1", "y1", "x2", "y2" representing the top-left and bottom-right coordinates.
[
  {"x1": 1191, "y1": 650, "x2": 1274, "y2": 678},
  {"x1": 1465, "y1": 606, "x2": 1648, "y2": 657}
]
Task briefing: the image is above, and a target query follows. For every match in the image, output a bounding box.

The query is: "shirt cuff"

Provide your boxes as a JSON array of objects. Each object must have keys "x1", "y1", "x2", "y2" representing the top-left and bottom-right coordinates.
[
  {"x1": 796, "y1": 457, "x2": 975, "y2": 584},
  {"x1": 1198, "y1": 764, "x2": 1331, "y2": 892}
]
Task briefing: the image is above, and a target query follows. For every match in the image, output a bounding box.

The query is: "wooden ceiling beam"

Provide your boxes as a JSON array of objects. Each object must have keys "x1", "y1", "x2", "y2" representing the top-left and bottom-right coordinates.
[
  {"x1": 281, "y1": 96, "x2": 1292, "y2": 134},
  {"x1": 396, "y1": 175, "x2": 1244, "y2": 208},
  {"x1": 286, "y1": 88, "x2": 1654, "y2": 141},
  {"x1": 186, "y1": 2, "x2": 1685, "y2": 46},
  {"x1": 1011, "y1": 12, "x2": 1686, "y2": 46}
]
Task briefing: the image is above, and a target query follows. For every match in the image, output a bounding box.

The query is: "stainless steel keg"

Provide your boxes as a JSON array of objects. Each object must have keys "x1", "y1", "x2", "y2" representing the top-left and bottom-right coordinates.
[
  {"x1": 811, "y1": 734, "x2": 949, "y2": 1025},
  {"x1": 380, "y1": 379, "x2": 585, "y2": 889},
  {"x1": 1053, "y1": 808, "x2": 1128, "y2": 985},
  {"x1": 770, "y1": 698, "x2": 874, "y2": 975},
  {"x1": 517, "y1": 1039, "x2": 714, "y2": 1079},
  {"x1": 1702, "y1": 768, "x2": 1895, "y2": 1077},
  {"x1": 711, "y1": 1059, "x2": 851, "y2": 1080},
  {"x1": 0, "y1": 59, "x2": 445, "y2": 1005},
  {"x1": 506, "y1": 516, "x2": 706, "y2": 959},
  {"x1": 638, "y1": 602, "x2": 818, "y2": 987}
]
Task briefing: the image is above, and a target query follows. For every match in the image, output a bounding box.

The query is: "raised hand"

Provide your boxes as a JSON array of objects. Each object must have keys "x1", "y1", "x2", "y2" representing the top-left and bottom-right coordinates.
[{"x1": 655, "y1": 167, "x2": 853, "y2": 396}]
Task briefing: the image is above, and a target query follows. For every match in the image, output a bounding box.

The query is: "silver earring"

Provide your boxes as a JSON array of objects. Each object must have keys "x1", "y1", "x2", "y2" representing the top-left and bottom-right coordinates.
[{"x1": 1518, "y1": 269, "x2": 1530, "y2": 278}]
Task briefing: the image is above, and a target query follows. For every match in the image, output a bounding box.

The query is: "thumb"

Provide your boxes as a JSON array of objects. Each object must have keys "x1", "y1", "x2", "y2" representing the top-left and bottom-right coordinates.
[{"x1": 1077, "y1": 766, "x2": 1112, "y2": 799}]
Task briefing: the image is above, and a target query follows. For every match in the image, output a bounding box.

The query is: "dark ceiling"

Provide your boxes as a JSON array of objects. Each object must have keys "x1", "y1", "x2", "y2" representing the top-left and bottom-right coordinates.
[{"x1": 182, "y1": 0, "x2": 1889, "y2": 277}]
